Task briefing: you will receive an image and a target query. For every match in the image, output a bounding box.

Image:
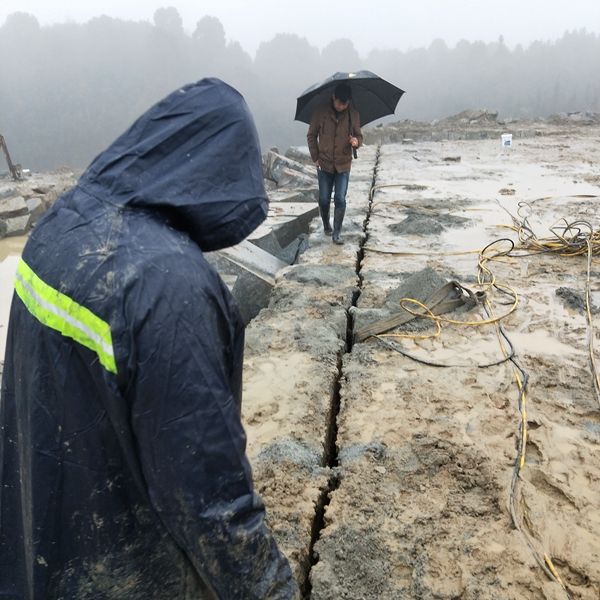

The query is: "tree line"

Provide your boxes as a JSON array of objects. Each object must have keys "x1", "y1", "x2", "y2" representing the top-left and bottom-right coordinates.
[{"x1": 1, "y1": 8, "x2": 598, "y2": 170}]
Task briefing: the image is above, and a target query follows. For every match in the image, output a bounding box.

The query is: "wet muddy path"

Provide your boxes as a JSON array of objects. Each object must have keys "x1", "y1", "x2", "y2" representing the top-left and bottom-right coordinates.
[{"x1": 243, "y1": 132, "x2": 600, "y2": 599}]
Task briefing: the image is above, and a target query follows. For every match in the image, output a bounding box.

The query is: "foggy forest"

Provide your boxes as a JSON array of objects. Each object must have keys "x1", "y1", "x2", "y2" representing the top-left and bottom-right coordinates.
[{"x1": 1, "y1": 7, "x2": 599, "y2": 171}]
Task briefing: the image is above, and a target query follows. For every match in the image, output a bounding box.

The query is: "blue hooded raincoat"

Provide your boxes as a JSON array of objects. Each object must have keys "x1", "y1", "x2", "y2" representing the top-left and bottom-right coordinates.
[{"x1": 0, "y1": 78, "x2": 298, "y2": 600}]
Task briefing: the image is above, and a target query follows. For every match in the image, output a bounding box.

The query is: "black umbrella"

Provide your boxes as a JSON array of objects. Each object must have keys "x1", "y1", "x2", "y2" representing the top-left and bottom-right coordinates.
[{"x1": 294, "y1": 70, "x2": 405, "y2": 127}]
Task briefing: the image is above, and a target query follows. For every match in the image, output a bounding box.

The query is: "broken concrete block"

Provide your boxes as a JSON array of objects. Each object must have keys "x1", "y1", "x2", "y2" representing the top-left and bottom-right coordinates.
[
  {"x1": 207, "y1": 239, "x2": 287, "y2": 287},
  {"x1": 0, "y1": 196, "x2": 28, "y2": 218},
  {"x1": 0, "y1": 186, "x2": 18, "y2": 199},
  {"x1": 2, "y1": 214, "x2": 30, "y2": 237},
  {"x1": 264, "y1": 151, "x2": 314, "y2": 183},
  {"x1": 266, "y1": 150, "x2": 308, "y2": 174},
  {"x1": 267, "y1": 202, "x2": 319, "y2": 219},
  {"x1": 25, "y1": 197, "x2": 46, "y2": 225},
  {"x1": 249, "y1": 203, "x2": 318, "y2": 250},
  {"x1": 266, "y1": 203, "x2": 319, "y2": 246},
  {"x1": 251, "y1": 230, "x2": 285, "y2": 260},
  {"x1": 205, "y1": 240, "x2": 290, "y2": 324},
  {"x1": 268, "y1": 188, "x2": 318, "y2": 203},
  {"x1": 279, "y1": 234, "x2": 309, "y2": 265},
  {"x1": 275, "y1": 167, "x2": 315, "y2": 189},
  {"x1": 232, "y1": 272, "x2": 274, "y2": 325},
  {"x1": 271, "y1": 215, "x2": 317, "y2": 248},
  {"x1": 31, "y1": 184, "x2": 55, "y2": 195},
  {"x1": 251, "y1": 231, "x2": 309, "y2": 265},
  {"x1": 285, "y1": 146, "x2": 312, "y2": 165},
  {"x1": 218, "y1": 240, "x2": 288, "y2": 284}
]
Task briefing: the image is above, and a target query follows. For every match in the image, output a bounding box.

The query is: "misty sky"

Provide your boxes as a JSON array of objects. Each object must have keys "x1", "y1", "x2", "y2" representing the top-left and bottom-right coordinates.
[{"x1": 1, "y1": 0, "x2": 599, "y2": 55}]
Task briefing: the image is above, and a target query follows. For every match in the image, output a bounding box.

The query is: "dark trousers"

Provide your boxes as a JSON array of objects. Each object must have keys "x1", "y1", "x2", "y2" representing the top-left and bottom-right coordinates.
[{"x1": 317, "y1": 169, "x2": 350, "y2": 212}]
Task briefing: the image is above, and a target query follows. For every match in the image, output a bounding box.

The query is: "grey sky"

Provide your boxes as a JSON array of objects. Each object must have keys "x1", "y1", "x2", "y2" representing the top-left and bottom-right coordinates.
[{"x1": 1, "y1": 0, "x2": 599, "y2": 56}]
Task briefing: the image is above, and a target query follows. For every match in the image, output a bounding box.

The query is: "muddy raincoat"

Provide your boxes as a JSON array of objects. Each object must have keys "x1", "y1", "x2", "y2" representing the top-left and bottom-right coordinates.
[{"x1": 0, "y1": 79, "x2": 297, "y2": 600}]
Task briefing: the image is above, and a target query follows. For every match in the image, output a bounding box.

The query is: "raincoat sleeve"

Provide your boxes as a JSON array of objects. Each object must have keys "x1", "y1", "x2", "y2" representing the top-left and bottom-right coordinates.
[{"x1": 126, "y1": 258, "x2": 298, "y2": 600}]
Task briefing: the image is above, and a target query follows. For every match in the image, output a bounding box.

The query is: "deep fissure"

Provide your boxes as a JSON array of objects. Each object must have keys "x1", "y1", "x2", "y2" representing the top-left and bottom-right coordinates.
[{"x1": 300, "y1": 147, "x2": 381, "y2": 599}]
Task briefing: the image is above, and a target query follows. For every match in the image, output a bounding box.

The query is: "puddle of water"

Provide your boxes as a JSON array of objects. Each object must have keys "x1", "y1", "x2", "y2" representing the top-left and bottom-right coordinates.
[
  {"x1": 435, "y1": 198, "x2": 519, "y2": 252},
  {"x1": 510, "y1": 330, "x2": 581, "y2": 357},
  {"x1": 0, "y1": 235, "x2": 27, "y2": 359}
]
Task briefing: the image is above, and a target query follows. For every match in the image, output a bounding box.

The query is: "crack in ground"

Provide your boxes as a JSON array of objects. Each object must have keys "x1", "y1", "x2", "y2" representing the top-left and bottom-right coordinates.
[{"x1": 300, "y1": 147, "x2": 381, "y2": 599}]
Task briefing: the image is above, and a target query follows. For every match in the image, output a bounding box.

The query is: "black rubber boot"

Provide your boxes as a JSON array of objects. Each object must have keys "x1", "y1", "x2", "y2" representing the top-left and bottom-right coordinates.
[
  {"x1": 332, "y1": 206, "x2": 345, "y2": 245},
  {"x1": 320, "y1": 204, "x2": 332, "y2": 235}
]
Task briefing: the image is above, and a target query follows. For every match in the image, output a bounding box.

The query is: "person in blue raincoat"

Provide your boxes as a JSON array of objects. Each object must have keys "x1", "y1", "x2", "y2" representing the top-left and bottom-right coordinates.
[{"x1": 0, "y1": 79, "x2": 298, "y2": 600}]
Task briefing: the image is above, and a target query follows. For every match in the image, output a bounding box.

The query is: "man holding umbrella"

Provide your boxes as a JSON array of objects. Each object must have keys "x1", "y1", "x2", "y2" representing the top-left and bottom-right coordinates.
[
  {"x1": 297, "y1": 71, "x2": 404, "y2": 246},
  {"x1": 306, "y1": 82, "x2": 362, "y2": 245}
]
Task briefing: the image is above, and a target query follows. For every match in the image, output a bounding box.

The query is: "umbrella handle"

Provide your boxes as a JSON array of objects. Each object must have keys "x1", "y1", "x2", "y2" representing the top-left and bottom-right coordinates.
[{"x1": 349, "y1": 112, "x2": 358, "y2": 159}]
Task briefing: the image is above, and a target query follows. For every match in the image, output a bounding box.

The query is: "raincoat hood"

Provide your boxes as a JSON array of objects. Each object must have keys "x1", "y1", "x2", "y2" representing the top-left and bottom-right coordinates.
[{"x1": 79, "y1": 78, "x2": 268, "y2": 252}]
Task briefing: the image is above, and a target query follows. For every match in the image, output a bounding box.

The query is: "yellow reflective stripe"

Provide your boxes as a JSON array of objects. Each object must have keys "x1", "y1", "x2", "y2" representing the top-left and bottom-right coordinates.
[{"x1": 14, "y1": 258, "x2": 117, "y2": 374}]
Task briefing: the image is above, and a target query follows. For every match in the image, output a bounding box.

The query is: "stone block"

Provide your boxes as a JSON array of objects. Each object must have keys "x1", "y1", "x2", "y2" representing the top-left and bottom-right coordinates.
[
  {"x1": 0, "y1": 196, "x2": 27, "y2": 218},
  {"x1": 25, "y1": 197, "x2": 46, "y2": 225},
  {"x1": 285, "y1": 146, "x2": 312, "y2": 165},
  {"x1": 2, "y1": 214, "x2": 30, "y2": 237},
  {"x1": 207, "y1": 239, "x2": 288, "y2": 284},
  {"x1": 0, "y1": 186, "x2": 17, "y2": 199},
  {"x1": 232, "y1": 272, "x2": 274, "y2": 325},
  {"x1": 264, "y1": 150, "x2": 314, "y2": 185},
  {"x1": 275, "y1": 167, "x2": 315, "y2": 189},
  {"x1": 268, "y1": 188, "x2": 318, "y2": 203}
]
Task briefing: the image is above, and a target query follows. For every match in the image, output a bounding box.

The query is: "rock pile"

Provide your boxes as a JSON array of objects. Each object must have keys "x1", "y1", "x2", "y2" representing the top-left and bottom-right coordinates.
[
  {"x1": 547, "y1": 111, "x2": 600, "y2": 125},
  {"x1": 261, "y1": 148, "x2": 319, "y2": 204},
  {"x1": 0, "y1": 174, "x2": 77, "y2": 240},
  {"x1": 434, "y1": 109, "x2": 499, "y2": 126},
  {"x1": 364, "y1": 108, "x2": 600, "y2": 146}
]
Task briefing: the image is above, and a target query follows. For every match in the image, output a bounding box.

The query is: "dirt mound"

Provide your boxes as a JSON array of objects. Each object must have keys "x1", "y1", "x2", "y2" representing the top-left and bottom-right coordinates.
[{"x1": 388, "y1": 211, "x2": 469, "y2": 236}]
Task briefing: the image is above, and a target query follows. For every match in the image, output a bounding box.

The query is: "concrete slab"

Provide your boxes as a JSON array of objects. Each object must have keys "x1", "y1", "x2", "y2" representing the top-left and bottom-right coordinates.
[
  {"x1": 268, "y1": 188, "x2": 318, "y2": 203},
  {"x1": 248, "y1": 205, "x2": 319, "y2": 250},
  {"x1": 268, "y1": 202, "x2": 318, "y2": 218},
  {"x1": 0, "y1": 196, "x2": 27, "y2": 218},
  {"x1": 2, "y1": 214, "x2": 30, "y2": 237},
  {"x1": 241, "y1": 146, "x2": 379, "y2": 589},
  {"x1": 212, "y1": 239, "x2": 288, "y2": 284}
]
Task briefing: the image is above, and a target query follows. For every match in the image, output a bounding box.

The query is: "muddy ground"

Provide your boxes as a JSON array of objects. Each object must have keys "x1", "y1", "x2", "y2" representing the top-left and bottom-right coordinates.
[
  {"x1": 243, "y1": 130, "x2": 600, "y2": 598},
  {"x1": 2, "y1": 129, "x2": 600, "y2": 598}
]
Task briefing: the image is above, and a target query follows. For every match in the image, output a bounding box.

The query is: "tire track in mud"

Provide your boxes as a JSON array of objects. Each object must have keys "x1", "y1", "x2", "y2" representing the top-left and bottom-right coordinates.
[{"x1": 300, "y1": 147, "x2": 381, "y2": 599}]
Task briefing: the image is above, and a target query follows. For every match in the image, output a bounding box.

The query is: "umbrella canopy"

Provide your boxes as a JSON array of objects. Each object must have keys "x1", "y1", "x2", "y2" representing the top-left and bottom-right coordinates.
[{"x1": 294, "y1": 70, "x2": 405, "y2": 126}]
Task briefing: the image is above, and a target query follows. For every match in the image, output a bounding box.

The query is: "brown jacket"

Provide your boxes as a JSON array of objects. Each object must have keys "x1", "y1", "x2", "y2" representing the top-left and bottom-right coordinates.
[{"x1": 307, "y1": 102, "x2": 363, "y2": 173}]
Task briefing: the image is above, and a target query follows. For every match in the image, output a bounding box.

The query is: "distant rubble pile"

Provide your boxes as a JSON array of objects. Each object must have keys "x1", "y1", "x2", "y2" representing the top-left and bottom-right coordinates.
[
  {"x1": 546, "y1": 111, "x2": 600, "y2": 126},
  {"x1": 435, "y1": 109, "x2": 501, "y2": 127},
  {"x1": 0, "y1": 173, "x2": 77, "y2": 240},
  {"x1": 364, "y1": 108, "x2": 600, "y2": 145}
]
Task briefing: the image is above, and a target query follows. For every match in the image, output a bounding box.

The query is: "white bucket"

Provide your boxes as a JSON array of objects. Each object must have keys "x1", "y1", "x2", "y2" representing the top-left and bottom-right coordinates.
[{"x1": 501, "y1": 133, "x2": 513, "y2": 148}]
